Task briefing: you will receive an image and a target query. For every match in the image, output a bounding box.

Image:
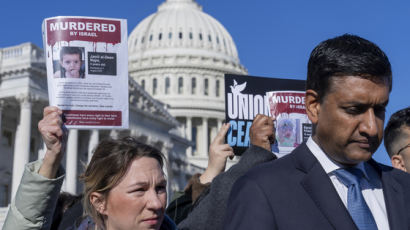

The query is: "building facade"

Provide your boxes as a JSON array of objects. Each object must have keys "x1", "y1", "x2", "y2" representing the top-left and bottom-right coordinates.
[{"x1": 0, "y1": 0, "x2": 247, "y2": 226}]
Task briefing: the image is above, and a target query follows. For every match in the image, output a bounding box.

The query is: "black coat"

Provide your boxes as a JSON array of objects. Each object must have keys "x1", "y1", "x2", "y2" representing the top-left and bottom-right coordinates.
[{"x1": 224, "y1": 143, "x2": 410, "y2": 230}]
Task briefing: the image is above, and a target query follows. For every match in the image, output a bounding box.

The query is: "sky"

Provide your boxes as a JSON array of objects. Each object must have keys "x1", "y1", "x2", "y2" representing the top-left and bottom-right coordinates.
[{"x1": 1, "y1": 0, "x2": 409, "y2": 166}]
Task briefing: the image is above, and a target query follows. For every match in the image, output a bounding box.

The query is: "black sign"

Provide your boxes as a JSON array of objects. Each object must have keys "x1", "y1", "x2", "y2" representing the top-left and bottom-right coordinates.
[
  {"x1": 88, "y1": 52, "x2": 117, "y2": 75},
  {"x1": 224, "y1": 74, "x2": 306, "y2": 155}
]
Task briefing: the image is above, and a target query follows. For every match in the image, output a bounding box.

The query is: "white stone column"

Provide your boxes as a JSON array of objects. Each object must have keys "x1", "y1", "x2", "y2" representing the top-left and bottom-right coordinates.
[
  {"x1": 0, "y1": 100, "x2": 3, "y2": 138},
  {"x1": 198, "y1": 76, "x2": 204, "y2": 95},
  {"x1": 171, "y1": 75, "x2": 177, "y2": 95},
  {"x1": 186, "y1": 117, "x2": 192, "y2": 156},
  {"x1": 217, "y1": 119, "x2": 223, "y2": 130},
  {"x1": 11, "y1": 96, "x2": 32, "y2": 199},
  {"x1": 210, "y1": 127, "x2": 216, "y2": 146},
  {"x1": 88, "y1": 130, "x2": 99, "y2": 163},
  {"x1": 66, "y1": 129, "x2": 78, "y2": 194},
  {"x1": 210, "y1": 78, "x2": 216, "y2": 97},
  {"x1": 201, "y1": 117, "x2": 208, "y2": 156},
  {"x1": 184, "y1": 76, "x2": 190, "y2": 95}
]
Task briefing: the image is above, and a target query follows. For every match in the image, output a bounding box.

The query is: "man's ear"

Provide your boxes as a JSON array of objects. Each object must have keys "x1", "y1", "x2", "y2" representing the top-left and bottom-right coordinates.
[
  {"x1": 305, "y1": 89, "x2": 320, "y2": 124},
  {"x1": 391, "y1": 155, "x2": 407, "y2": 172},
  {"x1": 90, "y1": 192, "x2": 108, "y2": 215}
]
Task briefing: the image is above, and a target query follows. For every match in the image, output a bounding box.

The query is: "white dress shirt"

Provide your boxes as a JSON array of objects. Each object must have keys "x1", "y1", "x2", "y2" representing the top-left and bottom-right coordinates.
[{"x1": 306, "y1": 137, "x2": 390, "y2": 230}]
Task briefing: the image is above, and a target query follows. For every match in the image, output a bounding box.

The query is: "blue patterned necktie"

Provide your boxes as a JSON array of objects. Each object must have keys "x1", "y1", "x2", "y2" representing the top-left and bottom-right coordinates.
[{"x1": 334, "y1": 168, "x2": 378, "y2": 230}]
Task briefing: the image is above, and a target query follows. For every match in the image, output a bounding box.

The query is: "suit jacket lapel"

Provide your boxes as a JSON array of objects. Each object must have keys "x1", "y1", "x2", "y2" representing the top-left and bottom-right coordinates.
[
  {"x1": 294, "y1": 144, "x2": 358, "y2": 230},
  {"x1": 368, "y1": 160, "x2": 407, "y2": 230}
]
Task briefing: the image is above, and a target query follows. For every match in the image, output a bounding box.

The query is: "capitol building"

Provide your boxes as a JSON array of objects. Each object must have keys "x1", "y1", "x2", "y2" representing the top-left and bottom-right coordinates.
[
  {"x1": 0, "y1": 0, "x2": 247, "y2": 221},
  {"x1": 128, "y1": 0, "x2": 246, "y2": 168}
]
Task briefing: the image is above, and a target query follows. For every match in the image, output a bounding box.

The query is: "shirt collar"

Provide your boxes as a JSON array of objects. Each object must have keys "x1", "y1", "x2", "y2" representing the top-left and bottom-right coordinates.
[{"x1": 306, "y1": 137, "x2": 370, "y2": 180}]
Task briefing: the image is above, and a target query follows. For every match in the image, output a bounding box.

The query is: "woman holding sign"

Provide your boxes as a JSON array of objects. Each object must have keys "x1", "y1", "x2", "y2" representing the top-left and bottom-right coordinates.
[{"x1": 3, "y1": 106, "x2": 177, "y2": 230}]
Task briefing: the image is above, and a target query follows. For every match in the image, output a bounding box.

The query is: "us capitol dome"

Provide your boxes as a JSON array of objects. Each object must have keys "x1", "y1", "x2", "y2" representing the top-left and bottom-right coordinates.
[{"x1": 128, "y1": 0, "x2": 247, "y2": 168}]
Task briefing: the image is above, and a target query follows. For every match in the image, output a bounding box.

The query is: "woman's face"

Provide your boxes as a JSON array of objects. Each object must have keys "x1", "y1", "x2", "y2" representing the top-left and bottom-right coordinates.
[{"x1": 103, "y1": 157, "x2": 167, "y2": 230}]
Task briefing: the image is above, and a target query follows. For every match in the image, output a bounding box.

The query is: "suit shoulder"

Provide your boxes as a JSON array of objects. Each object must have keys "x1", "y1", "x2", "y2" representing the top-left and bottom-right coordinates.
[
  {"x1": 371, "y1": 161, "x2": 410, "y2": 187},
  {"x1": 241, "y1": 153, "x2": 296, "y2": 184}
]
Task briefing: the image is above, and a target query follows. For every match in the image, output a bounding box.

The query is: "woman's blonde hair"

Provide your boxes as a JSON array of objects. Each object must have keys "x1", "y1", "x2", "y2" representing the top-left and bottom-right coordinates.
[{"x1": 80, "y1": 137, "x2": 165, "y2": 228}]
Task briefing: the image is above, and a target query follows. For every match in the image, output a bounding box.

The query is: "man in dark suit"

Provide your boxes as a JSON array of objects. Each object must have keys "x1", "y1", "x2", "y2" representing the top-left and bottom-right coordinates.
[{"x1": 224, "y1": 34, "x2": 410, "y2": 230}]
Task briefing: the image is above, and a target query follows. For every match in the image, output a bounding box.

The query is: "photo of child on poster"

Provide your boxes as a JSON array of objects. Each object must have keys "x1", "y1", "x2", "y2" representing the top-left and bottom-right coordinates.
[
  {"x1": 53, "y1": 46, "x2": 85, "y2": 79},
  {"x1": 267, "y1": 91, "x2": 312, "y2": 158}
]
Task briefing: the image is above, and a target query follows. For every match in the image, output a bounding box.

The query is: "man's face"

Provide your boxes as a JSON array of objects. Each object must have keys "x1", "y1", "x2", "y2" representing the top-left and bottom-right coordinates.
[
  {"x1": 60, "y1": 53, "x2": 81, "y2": 78},
  {"x1": 311, "y1": 76, "x2": 389, "y2": 166}
]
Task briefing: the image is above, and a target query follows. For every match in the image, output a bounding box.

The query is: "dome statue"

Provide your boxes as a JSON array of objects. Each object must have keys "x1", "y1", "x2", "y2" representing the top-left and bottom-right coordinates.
[{"x1": 128, "y1": 0, "x2": 247, "y2": 169}]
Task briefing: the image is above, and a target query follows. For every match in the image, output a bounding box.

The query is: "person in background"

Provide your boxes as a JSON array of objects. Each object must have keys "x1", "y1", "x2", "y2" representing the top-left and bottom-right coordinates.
[
  {"x1": 384, "y1": 106, "x2": 410, "y2": 172},
  {"x1": 166, "y1": 123, "x2": 234, "y2": 224},
  {"x1": 177, "y1": 114, "x2": 277, "y2": 230},
  {"x1": 50, "y1": 192, "x2": 82, "y2": 229}
]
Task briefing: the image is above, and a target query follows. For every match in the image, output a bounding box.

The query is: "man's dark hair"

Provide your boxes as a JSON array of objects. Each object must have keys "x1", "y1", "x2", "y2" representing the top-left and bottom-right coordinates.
[
  {"x1": 307, "y1": 34, "x2": 392, "y2": 101},
  {"x1": 384, "y1": 107, "x2": 410, "y2": 157},
  {"x1": 60, "y1": 46, "x2": 83, "y2": 61}
]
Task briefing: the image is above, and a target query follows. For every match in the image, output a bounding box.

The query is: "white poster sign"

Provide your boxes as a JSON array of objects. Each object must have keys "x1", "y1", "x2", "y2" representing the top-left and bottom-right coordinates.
[{"x1": 42, "y1": 16, "x2": 128, "y2": 129}]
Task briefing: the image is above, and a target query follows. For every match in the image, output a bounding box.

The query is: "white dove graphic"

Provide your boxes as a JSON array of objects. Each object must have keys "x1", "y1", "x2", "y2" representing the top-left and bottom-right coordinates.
[{"x1": 230, "y1": 80, "x2": 247, "y2": 94}]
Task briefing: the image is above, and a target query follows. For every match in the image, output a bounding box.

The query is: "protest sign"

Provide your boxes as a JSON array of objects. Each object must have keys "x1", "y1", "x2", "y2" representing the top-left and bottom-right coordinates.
[
  {"x1": 224, "y1": 74, "x2": 310, "y2": 156},
  {"x1": 266, "y1": 90, "x2": 312, "y2": 157},
  {"x1": 42, "y1": 16, "x2": 128, "y2": 129}
]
